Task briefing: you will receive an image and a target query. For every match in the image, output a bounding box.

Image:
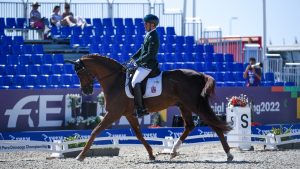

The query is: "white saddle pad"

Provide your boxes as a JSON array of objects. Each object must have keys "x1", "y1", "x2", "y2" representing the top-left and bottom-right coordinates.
[{"x1": 125, "y1": 72, "x2": 163, "y2": 98}]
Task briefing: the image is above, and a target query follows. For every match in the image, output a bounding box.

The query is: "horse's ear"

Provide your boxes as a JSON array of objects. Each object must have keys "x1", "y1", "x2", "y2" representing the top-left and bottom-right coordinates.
[{"x1": 64, "y1": 60, "x2": 79, "y2": 66}]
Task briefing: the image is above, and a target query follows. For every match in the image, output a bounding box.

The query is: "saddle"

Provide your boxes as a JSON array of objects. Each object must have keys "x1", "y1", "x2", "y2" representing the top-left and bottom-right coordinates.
[{"x1": 127, "y1": 67, "x2": 161, "y2": 95}]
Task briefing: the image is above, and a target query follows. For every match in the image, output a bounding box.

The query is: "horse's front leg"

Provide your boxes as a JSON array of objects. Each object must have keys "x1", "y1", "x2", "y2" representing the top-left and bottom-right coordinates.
[
  {"x1": 126, "y1": 115, "x2": 155, "y2": 160},
  {"x1": 76, "y1": 111, "x2": 122, "y2": 161},
  {"x1": 170, "y1": 106, "x2": 195, "y2": 159}
]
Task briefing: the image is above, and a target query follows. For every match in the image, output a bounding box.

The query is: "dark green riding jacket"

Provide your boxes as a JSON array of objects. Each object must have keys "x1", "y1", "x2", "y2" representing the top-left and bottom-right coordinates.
[{"x1": 131, "y1": 29, "x2": 160, "y2": 70}]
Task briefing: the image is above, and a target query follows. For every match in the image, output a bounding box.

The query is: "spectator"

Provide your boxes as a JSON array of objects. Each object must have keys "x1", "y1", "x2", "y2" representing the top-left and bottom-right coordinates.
[
  {"x1": 243, "y1": 57, "x2": 262, "y2": 86},
  {"x1": 61, "y1": 3, "x2": 88, "y2": 28},
  {"x1": 29, "y1": 1, "x2": 50, "y2": 39},
  {"x1": 50, "y1": 5, "x2": 62, "y2": 27}
]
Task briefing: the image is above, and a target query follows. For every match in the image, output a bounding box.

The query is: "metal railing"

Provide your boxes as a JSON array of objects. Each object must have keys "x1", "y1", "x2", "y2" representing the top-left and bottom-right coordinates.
[
  {"x1": 243, "y1": 44, "x2": 262, "y2": 63},
  {"x1": 264, "y1": 54, "x2": 283, "y2": 82},
  {"x1": 282, "y1": 63, "x2": 300, "y2": 85}
]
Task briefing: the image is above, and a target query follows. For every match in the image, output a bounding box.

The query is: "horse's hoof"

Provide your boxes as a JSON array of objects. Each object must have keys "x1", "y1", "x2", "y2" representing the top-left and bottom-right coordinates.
[
  {"x1": 227, "y1": 153, "x2": 234, "y2": 162},
  {"x1": 75, "y1": 155, "x2": 85, "y2": 162},
  {"x1": 170, "y1": 152, "x2": 178, "y2": 159},
  {"x1": 149, "y1": 155, "x2": 156, "y2": 161}
]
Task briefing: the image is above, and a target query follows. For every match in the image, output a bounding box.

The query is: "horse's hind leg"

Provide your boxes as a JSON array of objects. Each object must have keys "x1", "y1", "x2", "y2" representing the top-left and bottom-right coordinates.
[
  {"x1": 126, "y1": 115, "x2": 155, "y2": 160},
  {"x1": 170, "y1": 105, "x2": 195, "y2": 159},
  {"x1": 211, "y1": 126, "x2": 233, "y2": 161},
  {"x1": 76, "y1": 111, "x2": 122, "y2": 161}
]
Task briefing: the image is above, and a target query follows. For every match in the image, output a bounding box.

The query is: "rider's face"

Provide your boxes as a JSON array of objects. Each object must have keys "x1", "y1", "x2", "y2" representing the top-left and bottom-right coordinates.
[{"x1": 144, "y1": 22, "x2": 152, "y2": 32}]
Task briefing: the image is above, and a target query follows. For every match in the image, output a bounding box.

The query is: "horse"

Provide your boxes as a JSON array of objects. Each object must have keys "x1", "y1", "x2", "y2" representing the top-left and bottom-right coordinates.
[{"x1": 65, "y1": 53, "x2": 234, "y2": 161}]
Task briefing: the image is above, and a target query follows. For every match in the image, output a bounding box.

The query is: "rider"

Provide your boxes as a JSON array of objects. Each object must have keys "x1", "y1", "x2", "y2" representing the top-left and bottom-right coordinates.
[{"x1": 130, "y1": 14, "x2": 160, "y2": 118}]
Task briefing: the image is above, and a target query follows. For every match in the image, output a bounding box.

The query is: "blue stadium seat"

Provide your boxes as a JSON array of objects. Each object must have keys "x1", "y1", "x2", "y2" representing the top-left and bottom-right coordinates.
[
  {"x1": 1, "y1": 36, "x2": 13, "y2": 46},
  {"x1": 284, "y1": 82, "x2": 295, "y2": 86},
  {"x1": 204, "y1": 62, "x2": 214, "y2": 72},
  {"x1": 224, "y1": 72, "x2": 234, "y2": 81},
  {"x1": 0, "y1": 75, "x2": 13, "y2": 89},
  {"x1": 175, "y1": 36, "x2": 185, "y2": 45},
  {"x1": 0, "y1": 45, "x2": 9, "y2": 56},
  {"x1": 183, "y1": 44, "x2": 194, "y2": 54},
  {"x1": 233, "y1": 71, "x2": 244, "y2": 81},
  {"x1": 174, "y1": 62, "x2": 184, "y2": 69},
  {"x1": 122, "y1": 44, "x2": 134, "y2": 54},
  {"x1": 63, "y1": 64, "x2": 74, "y2": 74},
  {"x1": 225, "y1": 62, "x2": 234, "y2": 72},
  {"x1": 42, "y1": 54, "x2": 53, "y2": 64},
  {"x1": 83, "y1": 26, "x2": 93, "y2": 36},
  {"x1": 166, "y1": 35, "x2": 176, "y2": 44},
  {"x1": 6, "y1": 18, "x2": 16, "y2": 28},
  {"x1": 161, "y1": 62, "x2": 174, "y2": 71},
  {"x1": 85, "y1": 18, "x2": 92, "y2": 24},
  {"x1": 124, "y1": 18, "x2": 134, "y2": 28},
  {"x1": 81, "y1": 35, "x2": 92, "y2": 47},
  {"x1": 99, "y1": 44, "x2": 110, "y2": 54},
  {"x1": 157, "y1": 53, "x2": 165, "y2": 63},
  {"x1": 125, "y1": 26, "x2": 135, "y2": 35},
  {"x1": 193, "y1": 53, "x2": 204, "y2": 62},
  {"x1": 0, "y1": 65, "x2": 5, "y2": 75},
  {"x1": 113, "y1": 35, "x2": 124, "y2": 44},
  {"x1": 274, "y1": 82, "x2": 284, "y2": 86},
  {"x1": 70, "y1": 35, "x2": 81, "y2": 48},
  {"x1": 51, "y1": 26, "x2": 60, "y2": 38},
  {"x1": 22, "y1": 44, "x2": 33, "y2": 54},
  {"x1": 215, "y1": 62, "x2": 225, "y2": 72},
  {"x1": 13, "y1": 36, "x2": 24, "y2": 45},
  {"x1": 91, "y1": 36, "x2": 102, "y2": 45},
  {"x1": 184, "y1": 62, "x2": 196, "y2": 70},
  {"x1": 214, "y1": 72, "x2": 224, "y2": 82},
  {"x1": 164, "y1": 44, "x2": 175, "y2": 53},
  {"x1": 53, "y1": 54, "x2": 64, "y2": 64},
  {"x1": 124, "y1": 35, "x2": 134, "y2": 44},
  {"x1": 166, "y1": 27, "x2": 176, "y2": 36},
  {"x1": 60, "y1": 26, "x2": 72, "y2": 38},
  {"x1": 71, "y1": 26, "x2": 82, "y2": 36},
  {"x1": 194, "y1": 62, "x2": 203, "y2": 72},
  {"x1": 103, "y1": 18, "x2": 113, "y2": 28},
  {"x1": 204, "y1": 44, "x2": 214, "y2": 53},
  {"x1": 52, "y1": 64, "x2": 63, "y2": 74},
  {"x1": 11, "y1": 44, "x2": 22, "y2": 55},
  {"x1": 175, "y1": 44, "x2": 184, "y2": 53},
  {"x1": 134, "y1": 18, "x2": 143, "y2": 27},
  {"x1": 195, "y1": 44, "x2": 205, "y2": 54},
  {"x1": 31, "y1": 54, "x2": 43, "y2": 65},
  {"x1": 233, "y1": 63, "x2": 244, "y2": 72},
  {"x1": 185, "y1": 36, "x2": 195, "y2": 45},
  {"x1": 224, "y1": 53, "x2": 234, "y2": 62},
  {"x1": 94, "y1": 26, "x2": 103, "y2": 36},
  {"x1": 61, "y1": 74, "x2": 73, "y2": 88},
  {"x1": 28, "y1": 65, "x2": 40, "y2": 75},
  {"x1": 135, "y1": 25, "x2": 145, "y2": 35},
  {"x1": 5, "y1": 65, "x2": 16, "y2": 75},
  {"x1": 7, "y1": 55, "x2": 19, "y2": 65},
  {"x1": 72, "y1": 74, "x2": 80, "y2": 88},
  {"x1": 40, "y1": 64, "x2": 52, "y2": 75},
  {"x1": 16, "y1": 18, "x2": 27, "y2": 28},
  {"x1": 134, "y1": 35, "x2": 144, "y2": 45},
  {"x1": 13, "y1": 75, "x2": 26, "y2": 88},
  {"x1": 24, "y1": 75, "x2": 37, "y2": 89},
  {"x1": 213, "y1": 53, "x2": 224, "y2": 62},
  {"x1": 114, "y1": 18, "x2": 124, "y2": 27},
  {"x1": 174, "y1": 53, "x2": 183, "y2": 62},
  {"x1": 89, "y1": 44, "x2": 100, "y2": 53},
  {"x1": 164, "y1": 53, "x2": 175, "y2": 62},
  {"x1": 48, "y1": 74, "x2": 61, "y2": 88},
  {"x1": 261, "y1": 81, "x2": 274, "y2": 86},
  {"x1": 182, "y1": 53, "x2": 194, "y2": 62},
  {"x1": 156, "y1": 27, "x2": 165, "y2": 36},
  {"x1": 36, "y1": 75, "x2": 48, "y2": 88},
  {"x1": 101, "y1": 35, "x2": 113, "y2": 44},
  {"x1": 92, "y1": 18, "x2": 102, "y2": 28},
  {"x1": 15, "y1": 65, "x2": 28, "y2": 75},
  {"x1": 203, "y1": 53, "x2": 213, "y2": 63},
  {"x1": 264, "y1": 72, "x2": 275, "y2": 82},
  {"x1": 32, "y1": 44, "x2": 44, "y2": 54}
]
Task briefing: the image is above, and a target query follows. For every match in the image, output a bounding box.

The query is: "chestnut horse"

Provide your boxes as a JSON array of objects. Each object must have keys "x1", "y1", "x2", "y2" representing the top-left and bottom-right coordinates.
[{"x1": 65, "y1": 54, "x2": 233, "y2": 161}]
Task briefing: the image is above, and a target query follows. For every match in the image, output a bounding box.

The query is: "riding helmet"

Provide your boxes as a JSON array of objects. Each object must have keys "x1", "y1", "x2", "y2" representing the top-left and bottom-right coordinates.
[{"x1": 144, "y1": 14, "x2": 159, "y2": 26}]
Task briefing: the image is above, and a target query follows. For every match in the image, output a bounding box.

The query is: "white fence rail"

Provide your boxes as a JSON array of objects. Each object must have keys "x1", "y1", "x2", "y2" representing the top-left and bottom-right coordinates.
[{"x1": 1, "y1": 132, "x2": 299, "y2": 157}]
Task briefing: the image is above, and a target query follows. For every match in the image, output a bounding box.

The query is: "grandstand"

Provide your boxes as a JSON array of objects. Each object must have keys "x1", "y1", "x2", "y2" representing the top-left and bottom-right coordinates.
[{"x1": 0, "y1": 4, "x2": 296, "y2": 89}]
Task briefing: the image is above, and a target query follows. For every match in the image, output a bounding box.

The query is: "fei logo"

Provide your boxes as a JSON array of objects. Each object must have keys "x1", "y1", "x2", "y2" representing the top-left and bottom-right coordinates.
[{"x1": 4, "y1": 95, "x2": 64, "y2": 128}]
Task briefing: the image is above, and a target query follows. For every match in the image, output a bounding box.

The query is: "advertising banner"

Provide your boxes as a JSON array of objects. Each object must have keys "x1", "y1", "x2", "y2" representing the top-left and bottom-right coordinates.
[{"x1": 0, "y1": 86, "x2": 299, "y2": 132}]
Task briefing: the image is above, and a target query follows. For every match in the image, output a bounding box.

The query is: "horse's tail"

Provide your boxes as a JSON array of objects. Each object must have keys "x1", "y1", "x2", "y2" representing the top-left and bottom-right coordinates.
[{"x1": 199, "y1": 75, "x2": 232, "y2": 134}]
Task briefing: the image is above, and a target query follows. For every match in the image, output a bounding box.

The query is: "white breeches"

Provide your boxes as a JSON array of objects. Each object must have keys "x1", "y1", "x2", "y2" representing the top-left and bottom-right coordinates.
[{"x1": 131, "y1": 67, "x2": 151, "y2": 88}]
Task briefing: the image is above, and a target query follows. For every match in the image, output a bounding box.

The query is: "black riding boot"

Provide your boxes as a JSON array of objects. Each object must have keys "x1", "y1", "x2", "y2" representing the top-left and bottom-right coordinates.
[{"x1": 133, "y1": 83, "x2": 148, "y2": 118}]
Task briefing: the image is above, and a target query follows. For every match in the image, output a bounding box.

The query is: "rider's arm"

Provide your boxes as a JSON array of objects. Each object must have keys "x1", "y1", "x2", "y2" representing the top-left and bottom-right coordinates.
[{"x1": 131, "y1": 48, "x2": 142, "y2": 60}]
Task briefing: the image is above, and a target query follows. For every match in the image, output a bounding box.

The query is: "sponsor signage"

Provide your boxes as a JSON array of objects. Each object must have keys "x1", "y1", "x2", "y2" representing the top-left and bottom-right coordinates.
[{"x1": 0, "y1": 87, "x2": 299, "y2": 132}]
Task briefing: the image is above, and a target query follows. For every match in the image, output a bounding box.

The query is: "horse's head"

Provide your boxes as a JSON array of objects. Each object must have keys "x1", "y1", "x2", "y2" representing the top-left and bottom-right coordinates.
[{"x1": 65, "y1": 59, "x2": 94, "y2": 95}]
